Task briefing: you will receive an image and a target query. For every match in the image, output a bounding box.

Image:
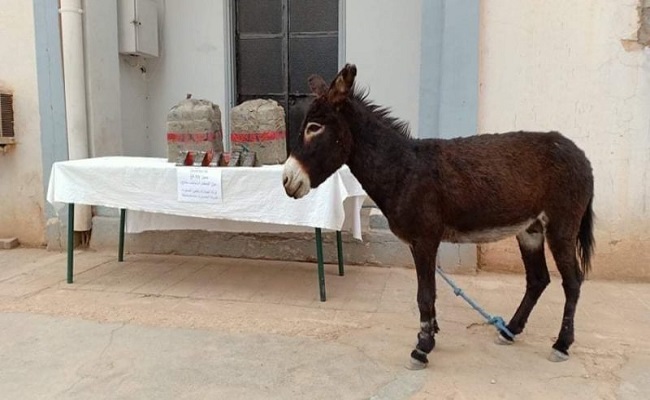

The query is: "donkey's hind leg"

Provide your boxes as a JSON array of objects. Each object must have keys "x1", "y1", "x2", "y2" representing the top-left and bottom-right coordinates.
[
  {"x1": 497, "y1": 220, "x2": 551, "y2": 344},
  {"x1": 407, "y1": 240, "x2": 440, "y2": 370},
  {"x1": 545, "y1": 228, "x2": 584, "y2": 362}
]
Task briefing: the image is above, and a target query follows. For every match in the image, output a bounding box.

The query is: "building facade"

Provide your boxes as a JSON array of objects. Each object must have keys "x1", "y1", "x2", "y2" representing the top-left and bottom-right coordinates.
[{"x1": 0, "y1": 0, "x2": 648, "y2": 280}]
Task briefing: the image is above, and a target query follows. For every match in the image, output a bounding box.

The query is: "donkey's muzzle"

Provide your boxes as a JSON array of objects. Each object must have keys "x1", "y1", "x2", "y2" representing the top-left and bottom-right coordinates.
[{"x1": 282, "y1": 156, "x2": 311, "y2": 199}]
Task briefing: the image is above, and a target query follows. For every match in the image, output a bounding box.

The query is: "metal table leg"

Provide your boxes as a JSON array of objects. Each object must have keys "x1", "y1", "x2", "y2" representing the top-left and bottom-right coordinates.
[
  {"x1": 315, "y1": 228, "x2": 326, "y2": 301},
  {"x1": 67, "y1": 203, "x2": 74, "y2": 284},
  {"x1": 336, "y1": 231, "x2": 344, "y2": 276},
  {"x1": 118, "y1": 208, "x2": 126, "y2": 262}
]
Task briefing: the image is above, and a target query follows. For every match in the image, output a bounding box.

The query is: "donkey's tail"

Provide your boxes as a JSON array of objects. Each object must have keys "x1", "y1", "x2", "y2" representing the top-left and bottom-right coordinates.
[{"x1": 577, "y1": 197, "x2": 595, "y2": 277}]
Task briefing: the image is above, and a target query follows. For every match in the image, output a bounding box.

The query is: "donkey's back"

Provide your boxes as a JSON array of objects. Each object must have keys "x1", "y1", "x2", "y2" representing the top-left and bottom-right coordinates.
[{"x1": 423, "y1": 131, "x2": 593, "y2": 240}]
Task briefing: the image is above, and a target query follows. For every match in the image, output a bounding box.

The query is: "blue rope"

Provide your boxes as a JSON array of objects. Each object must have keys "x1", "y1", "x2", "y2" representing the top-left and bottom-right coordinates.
[{"x1": 435, "y1": 266, "x2": 515, "y2": 340}]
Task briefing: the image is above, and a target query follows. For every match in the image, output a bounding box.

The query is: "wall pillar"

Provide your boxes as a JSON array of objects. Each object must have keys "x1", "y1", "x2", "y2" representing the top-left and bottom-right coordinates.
[
  {"x1": 418, "y1": 0, "x2": 480, "y2": 273},
  {"x1": 34, "y1": 0, "x2": 69, "y2": 247}
]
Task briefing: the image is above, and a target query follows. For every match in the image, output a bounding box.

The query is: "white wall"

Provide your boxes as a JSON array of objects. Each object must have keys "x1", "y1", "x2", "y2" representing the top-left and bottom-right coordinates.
[
  {"x1": 0, "y1": 1, "x2": 45, "y2": 245},
  {"x1": 345, "y1": 0, "x2": 422, "y2": 137},
  {"x1": 82, "y1": 0, "x2": 147, "y2": 157},
  {"x1": 84, "y1": 1, "x2": 124, "y2": 157},
  {"x1": 120, "y1": 59, "x2": 149, "y2": 156},
  {"x1": 114, "y1": 0, "x2": 228, "y2": 157},
  {"x1": 144, "y1": 0, "x2": 228, "y2": 158},
  {"x1": 114, "y1": 0, "x2": 422, "y2": 155},
  {"x1": 478, "y1": 0, "x2": 650, "y2": 280}
]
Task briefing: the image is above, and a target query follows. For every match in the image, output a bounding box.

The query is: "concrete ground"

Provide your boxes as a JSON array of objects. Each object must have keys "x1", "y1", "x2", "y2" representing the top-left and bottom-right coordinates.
[{"x1": 0, "y1": 248, "x2": 648, "y2": 400}]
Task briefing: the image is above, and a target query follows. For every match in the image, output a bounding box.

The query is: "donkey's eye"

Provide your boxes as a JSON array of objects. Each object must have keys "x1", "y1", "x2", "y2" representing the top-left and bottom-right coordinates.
[
  {"x1": 304, "y1": 122, "x2": 325, "y2": 141},
  {"x1": 306, "y1": 122, "x2": 324, "y2": 133}
]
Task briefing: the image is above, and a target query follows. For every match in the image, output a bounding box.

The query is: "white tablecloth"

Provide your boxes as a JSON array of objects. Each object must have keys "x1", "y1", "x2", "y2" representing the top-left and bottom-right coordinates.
[{"x1": 46, "y1": 157, "x2": 367, "y2": 239}]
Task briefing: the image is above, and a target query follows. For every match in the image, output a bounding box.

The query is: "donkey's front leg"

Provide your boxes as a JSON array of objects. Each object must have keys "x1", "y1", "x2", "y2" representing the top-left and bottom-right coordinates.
[{"x1": 408, "y1": 240, "x2": 440, "y2": 370}]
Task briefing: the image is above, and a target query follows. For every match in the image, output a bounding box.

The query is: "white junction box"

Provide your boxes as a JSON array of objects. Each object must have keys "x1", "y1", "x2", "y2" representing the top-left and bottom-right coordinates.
[{"x1": 118, "y1": 0, "x2": 159, "y2": 58}]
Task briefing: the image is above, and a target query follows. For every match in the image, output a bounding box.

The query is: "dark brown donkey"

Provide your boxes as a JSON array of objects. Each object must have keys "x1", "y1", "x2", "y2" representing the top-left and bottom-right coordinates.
[{"x1": 282, "y1": 64, "x2": 595, "y2": 369}]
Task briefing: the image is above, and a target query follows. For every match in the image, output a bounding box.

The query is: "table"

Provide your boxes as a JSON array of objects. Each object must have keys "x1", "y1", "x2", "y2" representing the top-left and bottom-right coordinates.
[{"x1": 46, "y1": 157, "x2": 367, "y2": 301}]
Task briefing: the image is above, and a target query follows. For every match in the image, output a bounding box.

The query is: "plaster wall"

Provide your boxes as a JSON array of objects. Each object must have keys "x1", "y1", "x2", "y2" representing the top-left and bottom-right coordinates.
[
  {"x1": 0, "y1": 1, "x2": 45, "y2": 245},
  {"x1": 478, "y1": 0, "x2": 650, "y2": 280}
]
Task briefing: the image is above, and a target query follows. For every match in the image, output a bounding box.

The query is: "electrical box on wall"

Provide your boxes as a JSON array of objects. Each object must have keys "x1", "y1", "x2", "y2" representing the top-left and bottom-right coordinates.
[{"x1": 118, "y1": 0, "x2": 159, "y2": 58}]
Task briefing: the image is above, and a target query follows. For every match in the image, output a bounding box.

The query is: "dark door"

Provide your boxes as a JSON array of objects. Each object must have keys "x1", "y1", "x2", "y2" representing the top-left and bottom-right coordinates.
[{"x1": 234, "y1": 0, "x2": 339, "y2": 153}]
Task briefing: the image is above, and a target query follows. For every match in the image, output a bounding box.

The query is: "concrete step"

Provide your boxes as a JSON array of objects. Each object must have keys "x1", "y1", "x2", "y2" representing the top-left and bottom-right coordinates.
[
  {"x1": 369, "y1": 208, "x2": 390, "y2": 230},
  {"x1": 47, "y1": 207, "x2": 478, "y2": 273},
  {"x1": 47, "y1": 214, "x2": 414, "y2": 269}
]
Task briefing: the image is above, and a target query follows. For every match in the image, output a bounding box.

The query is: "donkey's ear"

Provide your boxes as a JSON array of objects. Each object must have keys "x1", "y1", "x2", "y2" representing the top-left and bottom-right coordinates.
[
  {"x1": 308, "y1": 75, "x2": 328, "y2": 97},
  {"x1": 327, "y1": 63, "x2": 357, "y2": 105}
]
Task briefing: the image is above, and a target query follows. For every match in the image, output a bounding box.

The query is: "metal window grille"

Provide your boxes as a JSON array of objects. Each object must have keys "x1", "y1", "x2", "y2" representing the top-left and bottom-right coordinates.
[{"x1": 234, "y1": 0, "x2": 339, "y2": 152}]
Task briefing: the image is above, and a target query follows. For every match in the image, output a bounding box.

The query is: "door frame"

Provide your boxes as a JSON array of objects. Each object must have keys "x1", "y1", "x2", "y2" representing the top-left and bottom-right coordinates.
[{"x1": 222, "y1": 0, "x2": 346, "y2": 151}]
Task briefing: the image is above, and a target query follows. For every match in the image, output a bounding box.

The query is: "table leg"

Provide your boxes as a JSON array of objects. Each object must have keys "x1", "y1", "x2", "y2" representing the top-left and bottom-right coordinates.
[
  {"x1": 118, "y1": 208, "x2": 126, "y2": 262},
  {"x1": 315, "y1": 228, "x2": 326, "y2": 302},
  {"x1": 336, "y1": 231, "x2": 344, "y2": 276},
  {"x1": 67, "y1": 203, "x2": 74, "y2": 284}
]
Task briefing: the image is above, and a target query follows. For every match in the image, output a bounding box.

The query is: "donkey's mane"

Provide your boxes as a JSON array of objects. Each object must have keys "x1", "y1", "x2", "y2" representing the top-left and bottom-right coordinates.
[{"x1": 352, "y1": 86, "x2": 412, "y2": 138}]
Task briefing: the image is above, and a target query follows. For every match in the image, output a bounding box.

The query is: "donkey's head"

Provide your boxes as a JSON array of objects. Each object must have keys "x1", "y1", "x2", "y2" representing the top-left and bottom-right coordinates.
[{"x1": 283, "y1": 64, "x2": 357, "y2": 199}]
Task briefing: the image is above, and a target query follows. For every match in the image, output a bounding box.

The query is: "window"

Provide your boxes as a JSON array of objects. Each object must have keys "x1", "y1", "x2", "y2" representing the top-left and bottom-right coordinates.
[{"x1": 234, "y1": 0, "x2": 340, "y2": 152}]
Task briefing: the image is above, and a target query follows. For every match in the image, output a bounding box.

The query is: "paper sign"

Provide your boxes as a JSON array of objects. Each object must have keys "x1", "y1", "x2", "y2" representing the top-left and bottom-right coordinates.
[{"x1": 177, "y1": 167, "x2": 222, "y2": 203}]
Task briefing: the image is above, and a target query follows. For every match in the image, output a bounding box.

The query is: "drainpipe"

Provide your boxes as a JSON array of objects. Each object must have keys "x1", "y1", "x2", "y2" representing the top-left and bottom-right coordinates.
[{"x1": 59, "y1": 0, "x2": 91, "y2": 231}]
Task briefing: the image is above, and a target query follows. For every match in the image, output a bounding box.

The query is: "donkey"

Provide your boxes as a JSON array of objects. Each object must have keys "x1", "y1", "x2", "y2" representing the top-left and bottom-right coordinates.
[{"x1": 282, "y1": 64, "x2": 595, "y2": 369}]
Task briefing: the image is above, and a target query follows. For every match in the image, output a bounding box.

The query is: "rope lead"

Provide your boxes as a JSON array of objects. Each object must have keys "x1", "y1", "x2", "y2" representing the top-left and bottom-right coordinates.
[{"x1": 436, "y1": 266, "x2": 516, "y2": 340}]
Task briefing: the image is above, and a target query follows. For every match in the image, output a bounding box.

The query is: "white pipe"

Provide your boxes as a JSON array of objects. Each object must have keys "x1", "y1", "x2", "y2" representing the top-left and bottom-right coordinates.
[{"x1": 60, "y1": 0, "x2": 92, "y2": 231}]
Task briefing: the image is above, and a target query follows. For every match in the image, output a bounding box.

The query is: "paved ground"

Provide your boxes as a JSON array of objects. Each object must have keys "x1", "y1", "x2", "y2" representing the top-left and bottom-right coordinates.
[{"x1": 0, "y1": 248, "x2": 648, "y2": 399}]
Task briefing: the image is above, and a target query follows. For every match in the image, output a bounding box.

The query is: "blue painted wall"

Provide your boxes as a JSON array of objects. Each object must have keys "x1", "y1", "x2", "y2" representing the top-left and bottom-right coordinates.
[
  {"x1": 418, "y1": 0, "x2": 480, "y2": 271},
  {"x1": 418, "y1": 0, "x2": 479, "y2": 139},
  {"x1": 33, "y1": 0, "x2": 68, "y2": 220}
]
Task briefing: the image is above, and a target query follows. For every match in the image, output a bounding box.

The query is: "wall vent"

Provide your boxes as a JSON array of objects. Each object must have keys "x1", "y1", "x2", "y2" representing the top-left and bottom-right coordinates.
[{"x1": 0, "y1": 93, "x2": 15, "y2": 145}]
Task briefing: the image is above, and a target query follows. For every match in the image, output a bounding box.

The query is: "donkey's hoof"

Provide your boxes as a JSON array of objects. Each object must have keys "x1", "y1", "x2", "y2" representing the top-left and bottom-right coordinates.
[
  {"x1": 548, "y1": 349, "x2": 570, "y2": 362},
  {"x1": 407, "y1": 349, "x2": 428, "y2": 370},
  {"x1": 406, "y1": 357, "x2": 428, "y2": 370},
  {"x1": 494, "y1": 332, "x2": 514, "y2": 346}
]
